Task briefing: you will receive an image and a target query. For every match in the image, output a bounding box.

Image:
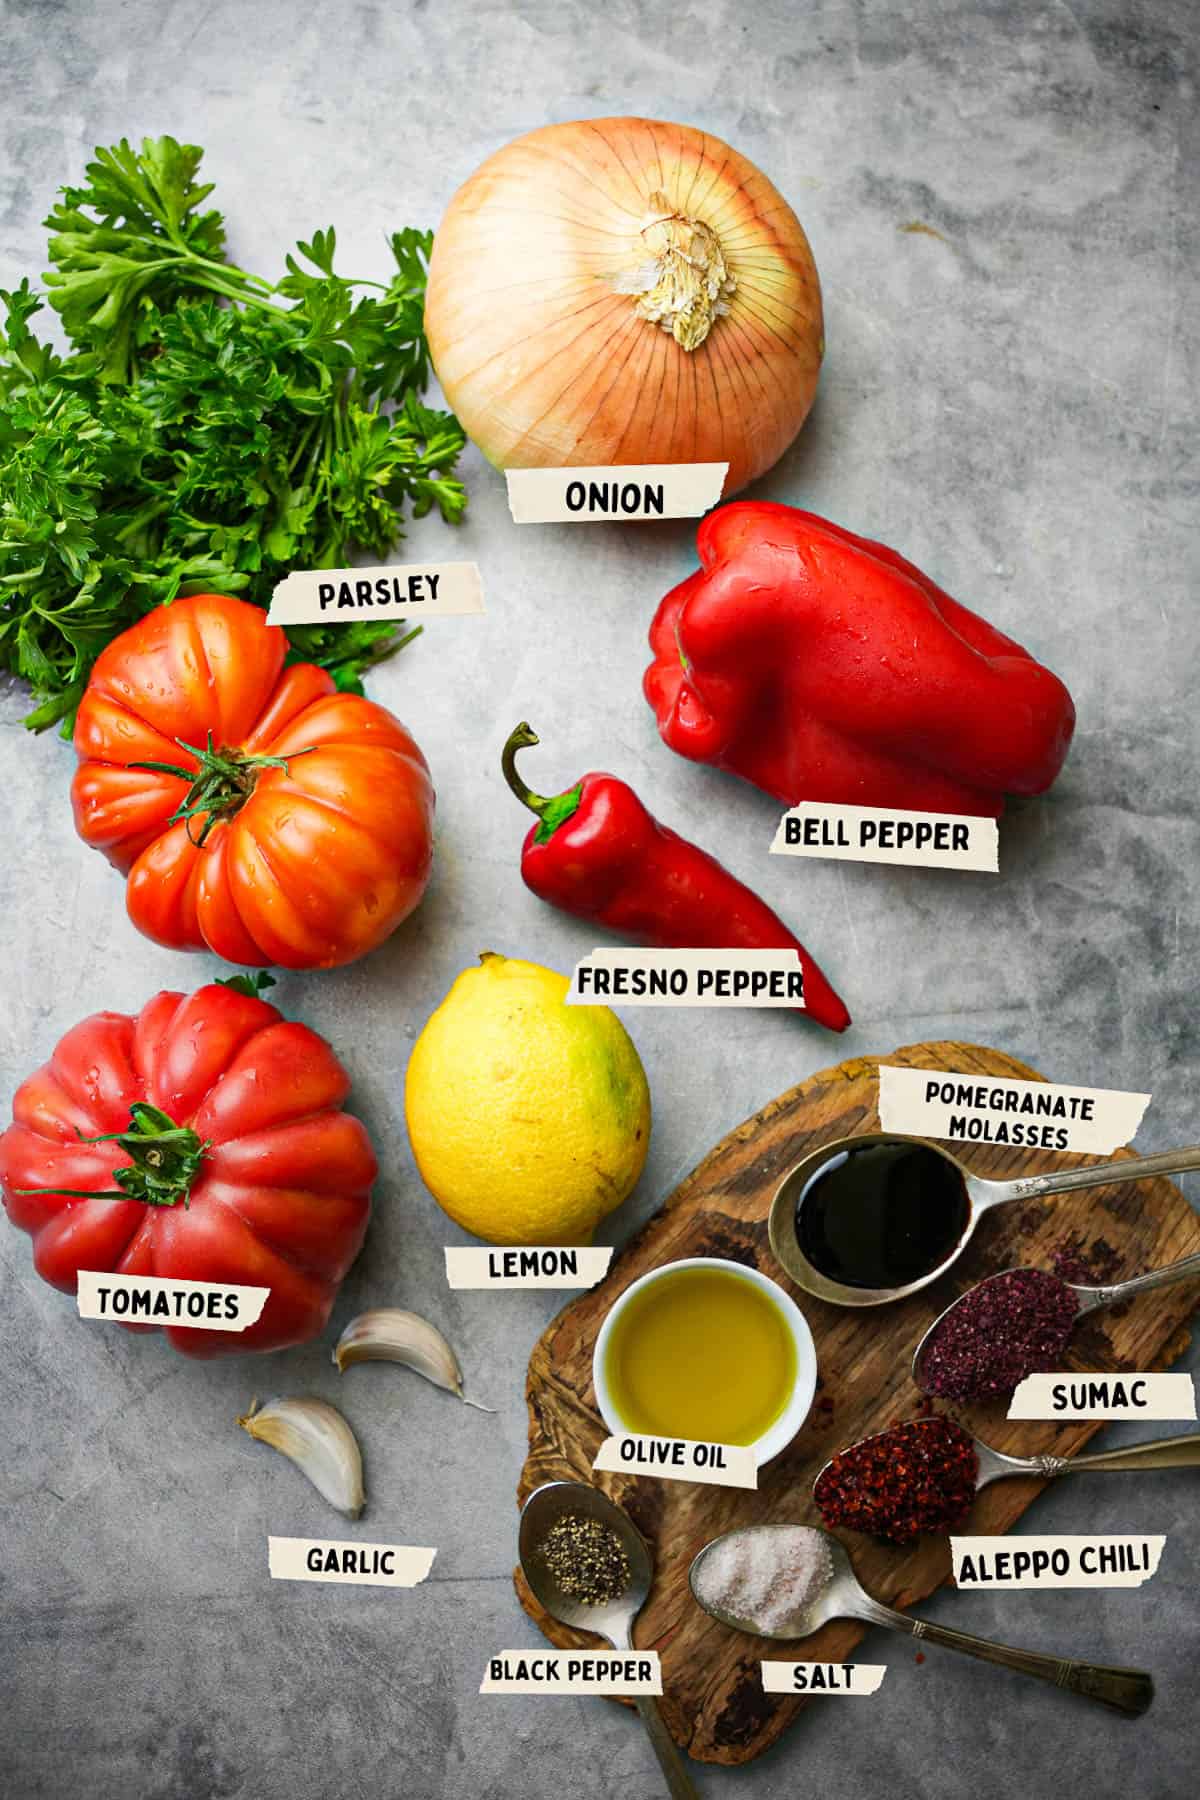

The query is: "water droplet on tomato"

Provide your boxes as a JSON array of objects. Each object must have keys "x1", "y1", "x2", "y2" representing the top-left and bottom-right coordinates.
[{"x1": 363, "y1": 892, "x2": 379, "y2": 915}]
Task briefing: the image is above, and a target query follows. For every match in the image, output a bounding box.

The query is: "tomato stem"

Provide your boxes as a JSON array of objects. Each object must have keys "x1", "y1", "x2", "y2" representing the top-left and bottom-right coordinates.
[
  {"x1": 16, "y1": 1102, "x2": 209, "y2": 1208},
  {"x1": 217, "y1": 970, "x2": 277, "y2": 999},
  {"x1": 131, "y1": 731, "x2": 315, "y2": 847}
]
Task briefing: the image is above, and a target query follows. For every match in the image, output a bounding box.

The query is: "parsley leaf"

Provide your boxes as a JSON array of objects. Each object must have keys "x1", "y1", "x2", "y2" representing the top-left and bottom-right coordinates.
[{"x1": 0, "y1": 136, "x2": 466, "y2": 732}]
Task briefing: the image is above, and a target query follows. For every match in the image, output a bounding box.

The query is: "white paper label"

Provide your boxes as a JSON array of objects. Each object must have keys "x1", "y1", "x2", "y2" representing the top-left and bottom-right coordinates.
[
  {"x1": 1008, "y1": 1373, "x2": 1196, "y2": 1421},
  {"x1": 593, "y1": 1433, "x2": 757, "y2": 1489},
  {"x1": 876, "y1": 1064, "x2": 1151, "y2": 1156},
  {"x1": 760, "y1": 1662, "x2": 887, "y2": 1696},
  {"x1": 480, "y1": 1650, "x2": 662, "y2": 1695},
  {"x1": 443, "y1": 1246, "x2": 613, "y2": 1290},
  {"x1": 505, "y1": 462, "x2": 727, "y2": 524},
  {"x1": 951, "y1": 1535, "x2": 1164, "y2": 1589},
  {"x1": 76, "y1": 1269, "x2": 269, "y2": 1331},
  {"x1": 566, "y1": 947, "x2": 805, "y2": 1008},
  {"x1": 266, "y1": 562, "x2": 484, "y2": 625},
  {"x1": 267, "y1": 1537, "x2": 436, "y2": 1587},
  {"x1": 770, "y1": 802, "x2": 999, "y2": 872}
]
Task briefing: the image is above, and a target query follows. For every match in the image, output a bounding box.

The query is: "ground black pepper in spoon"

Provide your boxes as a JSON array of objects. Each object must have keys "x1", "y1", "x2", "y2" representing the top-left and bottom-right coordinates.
[
  {"x1": 538, "y1": 1512, "x2": 630, "y2": 1607},
  {"x1": 519, "y1": 1481, "x2": 697, "y2": 1800}
]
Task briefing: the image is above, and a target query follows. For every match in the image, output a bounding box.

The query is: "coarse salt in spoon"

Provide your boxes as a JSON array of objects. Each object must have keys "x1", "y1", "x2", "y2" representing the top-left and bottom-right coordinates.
[{"x1": 689, "y1": 1524, "x2": 1153, "y2": 1716}]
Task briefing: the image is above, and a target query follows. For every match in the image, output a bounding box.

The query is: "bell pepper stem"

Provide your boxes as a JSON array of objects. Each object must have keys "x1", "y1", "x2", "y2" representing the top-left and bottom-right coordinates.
[{"x1": 501, "y1": 723, "x2": 584, "y2": 843}]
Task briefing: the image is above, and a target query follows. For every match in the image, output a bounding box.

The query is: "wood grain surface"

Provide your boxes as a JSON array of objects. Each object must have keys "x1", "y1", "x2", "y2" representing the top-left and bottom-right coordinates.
[{"x1": 514, "y1": 1041, "x2": 1200, "y2": 1765}]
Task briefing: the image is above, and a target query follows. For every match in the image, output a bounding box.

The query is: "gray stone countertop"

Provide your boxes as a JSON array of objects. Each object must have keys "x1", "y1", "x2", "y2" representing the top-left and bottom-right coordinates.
[{"x1": 1, "y1": 1, "x2": 1196, "y2": 1796}]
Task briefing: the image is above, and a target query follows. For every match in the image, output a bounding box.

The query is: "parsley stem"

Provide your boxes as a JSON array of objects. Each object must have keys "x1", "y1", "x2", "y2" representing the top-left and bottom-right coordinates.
[{"x1": 115, "y1": 497, "x2": 170, "y2": 543}]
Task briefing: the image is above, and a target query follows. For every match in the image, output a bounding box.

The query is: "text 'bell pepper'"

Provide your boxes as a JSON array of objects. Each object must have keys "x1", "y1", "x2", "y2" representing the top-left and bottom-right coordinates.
[
  {"x1": 501, "y1": 724, "x2": 850, "y2": 1032},
  {"x1": 644, "y1": 503, "x2": 1076, "y2": 819}
]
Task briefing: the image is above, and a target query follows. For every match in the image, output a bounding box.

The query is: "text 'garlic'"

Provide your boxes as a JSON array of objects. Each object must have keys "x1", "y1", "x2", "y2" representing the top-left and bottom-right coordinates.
[
  {"x1": 333, "y1": 1309, "x2": 493, "y2": 1411},
  {"x1": 238, "y1": 1396, "x2": 365, "y2": 1518}
]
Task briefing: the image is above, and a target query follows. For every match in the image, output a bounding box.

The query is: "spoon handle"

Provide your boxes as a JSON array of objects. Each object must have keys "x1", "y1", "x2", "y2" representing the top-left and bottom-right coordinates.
[
  {"x1": 633, "y1": 1698, "x2": 700, "y2": 1799},
  {"x1": 991, "y1": 1144, "x2": 1200, "y2": 1206},
  {"x1": 856, "y1": 1598, "x2": 1152, "y2": 1715},
  {"x1": 1064, "y1": 1432, "x2": 1200, "y2": 1473},
  {"x1": 1077, "y1": 1249, "x2": 1200, "y2": 1314}
]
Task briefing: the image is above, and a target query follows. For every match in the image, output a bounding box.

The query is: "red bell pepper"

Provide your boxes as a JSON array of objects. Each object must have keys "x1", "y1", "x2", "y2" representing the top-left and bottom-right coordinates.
[
  {"x1": 645, "y1": 503, "x2": 1076, "y2": 818},
  {"x1": 502, "y1": 724, "x2": 850, "y2": 1032}
]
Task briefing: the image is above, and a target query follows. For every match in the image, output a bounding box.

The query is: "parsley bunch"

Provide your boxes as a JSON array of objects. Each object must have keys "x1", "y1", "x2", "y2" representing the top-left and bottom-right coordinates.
[{"x1": 0, "y1": 136, "x2": 467, "y2": 731}]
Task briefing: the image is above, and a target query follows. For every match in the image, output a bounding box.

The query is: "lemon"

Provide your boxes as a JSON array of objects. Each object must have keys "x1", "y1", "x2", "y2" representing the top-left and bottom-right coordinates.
[{"x1": 405, "y1": 953, "x2": 651, "y2": 1245}]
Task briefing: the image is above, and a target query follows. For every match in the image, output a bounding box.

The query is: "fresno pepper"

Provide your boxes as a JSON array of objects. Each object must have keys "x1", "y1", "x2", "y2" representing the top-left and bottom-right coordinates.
[
  {"x1": 644, "y1": 503, "x2": 1076, "y2": 818},
  {"x1": 501, "y1": 724, "x2": 850, "y2": 1032}
]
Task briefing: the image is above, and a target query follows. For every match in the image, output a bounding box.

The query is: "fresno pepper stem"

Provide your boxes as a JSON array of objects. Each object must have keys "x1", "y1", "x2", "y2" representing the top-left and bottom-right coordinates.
[
  {"x1": 501, "y1": 723, "x2": 584, "y2": 844},
  {"x1": 501, "y1": 723, "x2": 550, "y2": 814}
]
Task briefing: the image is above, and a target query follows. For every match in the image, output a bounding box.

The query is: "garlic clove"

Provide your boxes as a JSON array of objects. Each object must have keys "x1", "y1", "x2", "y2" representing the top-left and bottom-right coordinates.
[
  {"x1": 332, "y1": 1308, "x2": 494, "y2": 1412},
  {"x1": 238, "y1": 1396, "x2": 365, "y2": 1518}
]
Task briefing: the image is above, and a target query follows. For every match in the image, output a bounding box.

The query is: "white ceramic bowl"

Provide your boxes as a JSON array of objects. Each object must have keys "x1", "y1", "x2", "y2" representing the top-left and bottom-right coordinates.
[{"x1": 592, "y1": 1256, "x2": 818, "y2": 1467}]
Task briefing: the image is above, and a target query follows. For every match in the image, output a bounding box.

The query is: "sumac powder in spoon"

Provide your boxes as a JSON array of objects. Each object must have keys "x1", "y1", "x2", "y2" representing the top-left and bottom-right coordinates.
[
  {"x1": 814, "y1": 1416, "x2": 978, "y2": 1543},
  {"x1": 923, "y1": 1268, "x2": 1080, "y2": 1404}
]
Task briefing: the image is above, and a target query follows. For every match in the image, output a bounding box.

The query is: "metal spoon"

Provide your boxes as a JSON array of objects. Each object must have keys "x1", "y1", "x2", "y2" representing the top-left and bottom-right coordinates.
[
  {"x1": 814, "y1": 1417, "x2": 1200, "y2": 1497},
  {"x1": 767, "y1": 1130, "x2": 1200, "y2": 1308},
  {"x1": 518, "y1": 1481, "x2": 698, "y2": 1799},
  {"x1": 689, "y1": 1523, "x2": 1152, "y2": 1716},
  {"x1": 912, "y1": 1251, "x2": 1200, "y2": 1395}
]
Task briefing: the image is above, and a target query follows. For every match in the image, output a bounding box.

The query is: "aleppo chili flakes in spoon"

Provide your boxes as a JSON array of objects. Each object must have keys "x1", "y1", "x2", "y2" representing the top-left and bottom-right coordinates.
[{"x1": 814, "y1": 1416, "x2": 978, "y2": 1544}]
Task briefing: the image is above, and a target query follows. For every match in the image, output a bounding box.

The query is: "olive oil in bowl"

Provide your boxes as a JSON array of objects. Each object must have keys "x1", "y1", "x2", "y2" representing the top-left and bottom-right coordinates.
[{"x1": 600, "y1": 1263, "x2": 801, "y2": 1447}]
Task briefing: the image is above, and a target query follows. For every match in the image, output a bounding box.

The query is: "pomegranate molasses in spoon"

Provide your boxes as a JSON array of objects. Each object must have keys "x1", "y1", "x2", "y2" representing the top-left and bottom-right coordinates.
[{"x1": 767, "y1": 1132, "x2": 1200, "y2": 1307}]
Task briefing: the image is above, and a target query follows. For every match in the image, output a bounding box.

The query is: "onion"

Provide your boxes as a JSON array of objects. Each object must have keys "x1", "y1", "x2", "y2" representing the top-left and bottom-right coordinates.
[{"x1": 425, "y1": 117, "x2": 823, "y2": 495}]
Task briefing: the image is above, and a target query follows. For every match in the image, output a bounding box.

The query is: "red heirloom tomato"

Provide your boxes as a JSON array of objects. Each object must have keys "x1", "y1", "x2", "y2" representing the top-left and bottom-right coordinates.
[
  {"x1": 72, "y1": 593, "x2": 434, "y2": 969},
  {"x1": 0, "y1": 980, "x2": 375, "y2": 1357}
]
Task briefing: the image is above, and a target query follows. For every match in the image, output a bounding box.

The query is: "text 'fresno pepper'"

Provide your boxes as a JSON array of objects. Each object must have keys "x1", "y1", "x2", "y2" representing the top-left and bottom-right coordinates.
[
  {"x1": 502, "y1": 724, "x2": 850, "y2": 1032},
  {"x1": 644, "y1": 503, "x2": 1076, "y2": 819}
]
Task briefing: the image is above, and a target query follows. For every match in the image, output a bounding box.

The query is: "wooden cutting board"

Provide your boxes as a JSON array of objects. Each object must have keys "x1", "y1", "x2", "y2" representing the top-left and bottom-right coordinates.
[{"x1": 514, "y1": 1041, "x2": 1200, "y2": 1766}]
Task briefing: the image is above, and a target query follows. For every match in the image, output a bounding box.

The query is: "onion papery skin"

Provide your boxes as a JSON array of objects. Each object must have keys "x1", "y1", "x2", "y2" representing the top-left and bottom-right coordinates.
[{"x1": 425, "y1": 118, "x2": 823, "y2": 496}]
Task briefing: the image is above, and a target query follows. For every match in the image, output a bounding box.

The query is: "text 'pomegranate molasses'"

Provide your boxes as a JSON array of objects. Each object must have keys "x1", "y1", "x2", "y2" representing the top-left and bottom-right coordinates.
[{"x1": 795, "y1": 1139, "x2": 970, "y2": 1289}]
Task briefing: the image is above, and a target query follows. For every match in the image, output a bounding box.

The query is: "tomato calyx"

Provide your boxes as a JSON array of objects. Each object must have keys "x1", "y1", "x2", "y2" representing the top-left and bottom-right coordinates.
[
  {"x1": 216, "y1": 970, "x2": 277, "y2": 999},
  {"x1": 132, "y1": 731, "x2": 315, "y2": 847},
  {"x1": 17, "y1": 1102, "x2": 210, "y2": 1209}
]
